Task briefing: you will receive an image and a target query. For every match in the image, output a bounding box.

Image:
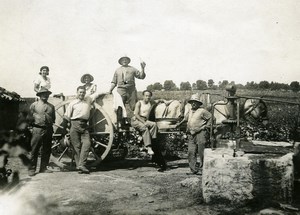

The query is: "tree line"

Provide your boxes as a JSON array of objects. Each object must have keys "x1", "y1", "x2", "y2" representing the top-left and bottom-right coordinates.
[{"x1": 146, "y1": 80, "x2": 300, "y2": 92}]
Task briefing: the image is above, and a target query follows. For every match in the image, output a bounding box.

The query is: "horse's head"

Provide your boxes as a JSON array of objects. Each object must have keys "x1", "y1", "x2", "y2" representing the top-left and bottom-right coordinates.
[
  {"x1": 243, "y1": 99, "x2": 268, "y2": 124},
  {"x1": 212, "y1": 101, "x2": 230, "y2": 125},
  {"x1": 154, "y1": 100, "x2": 186, "y2": 119}
]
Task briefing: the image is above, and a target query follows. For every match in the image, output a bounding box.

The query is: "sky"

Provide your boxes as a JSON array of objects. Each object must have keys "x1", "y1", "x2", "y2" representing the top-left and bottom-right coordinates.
[{"x1": 0, "y1": 0, "x2": 300, "y2": 97}]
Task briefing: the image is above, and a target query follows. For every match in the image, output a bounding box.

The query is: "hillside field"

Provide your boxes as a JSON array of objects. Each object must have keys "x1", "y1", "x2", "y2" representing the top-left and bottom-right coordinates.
[{"x1": 138, "y1": 89, "x2": 300, "y2": 101}]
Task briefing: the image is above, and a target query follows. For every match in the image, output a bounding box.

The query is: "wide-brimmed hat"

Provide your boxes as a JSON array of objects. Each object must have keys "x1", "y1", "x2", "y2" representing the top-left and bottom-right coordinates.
[
  {"x1": 81, "y1": 74, "x2": 94, "y2": 83},
  {"x1": 188, "y1": 94, "x2": 203, "y2": 105},
  {"x1": 118, "y1": 56, "x2": 131, "y2": 65},
  {"x1": 36, "y1": 88, "x2": 52, "y2": 96}
]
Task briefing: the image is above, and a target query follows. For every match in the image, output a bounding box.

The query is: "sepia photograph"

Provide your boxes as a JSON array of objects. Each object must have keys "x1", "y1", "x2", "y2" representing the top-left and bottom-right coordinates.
[{"x1": 1, "y1": 0, "x2": 300, "y2": 214}]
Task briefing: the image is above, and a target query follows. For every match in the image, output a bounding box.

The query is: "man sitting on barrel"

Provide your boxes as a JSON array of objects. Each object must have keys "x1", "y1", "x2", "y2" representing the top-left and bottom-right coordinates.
[{"x1": 131, "y1": 90, "x2": 167, "y2": 172}]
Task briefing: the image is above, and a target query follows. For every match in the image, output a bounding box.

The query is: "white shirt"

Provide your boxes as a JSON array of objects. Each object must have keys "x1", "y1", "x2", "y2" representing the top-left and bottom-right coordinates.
[
  {"x1": 112, "y1": 89, "x2": 127, "y2": 117},
  {"x1": 84, "y1": 83, "x2": 97, "y2": 96},
  {"x1": 34, "y1": 75, "x2": 51, "y2": 90},
  {"x1": 139, "y1": 101, "x2": 151, "y2": 118},
  {"x1": 64, "y1": 94, "x2": 98, "y2": 120}
]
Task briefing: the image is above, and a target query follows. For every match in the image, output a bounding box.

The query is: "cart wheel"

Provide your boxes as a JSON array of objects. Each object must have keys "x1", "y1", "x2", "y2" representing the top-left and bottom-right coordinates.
[{"x1": 51, "y1": 100, "x2": 114, "y2": 168}]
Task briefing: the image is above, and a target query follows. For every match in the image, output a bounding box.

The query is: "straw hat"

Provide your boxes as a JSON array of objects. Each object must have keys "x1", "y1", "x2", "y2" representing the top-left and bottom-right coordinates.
[
  {"x1": 118, "y1": 56, "x2": 131, "y2": 65},
  {"x1": 36, "y1": 88, "x2": 52, "y2": 96},
  {"x1": 188, "y1": 94, "x2": 203, "y2": 105},
  {"x1": 81, "y1": 74, "x2": 94, "y2": 83}
]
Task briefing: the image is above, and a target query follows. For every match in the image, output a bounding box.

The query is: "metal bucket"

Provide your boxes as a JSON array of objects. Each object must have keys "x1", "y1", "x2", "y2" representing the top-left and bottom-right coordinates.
[{"x1": 155, "y1": 118, "x2": 178, "y2": 130}]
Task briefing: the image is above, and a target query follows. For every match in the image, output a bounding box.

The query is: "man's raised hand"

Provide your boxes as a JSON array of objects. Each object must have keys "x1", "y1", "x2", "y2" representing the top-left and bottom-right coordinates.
[{"x1": 140, "y1": 61, "x2": 146, "y2": 69}]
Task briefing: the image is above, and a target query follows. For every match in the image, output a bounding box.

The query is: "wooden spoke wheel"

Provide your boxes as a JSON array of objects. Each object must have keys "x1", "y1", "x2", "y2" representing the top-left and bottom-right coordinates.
[{"x1": 51, "y1": 100, "x2": 114, "y2": 168}]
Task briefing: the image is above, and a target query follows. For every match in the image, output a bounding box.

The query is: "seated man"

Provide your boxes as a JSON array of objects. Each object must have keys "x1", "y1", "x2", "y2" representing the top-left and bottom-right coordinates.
[{"x1": 131, "y1": 90, "x2": 167, "y2": 171}]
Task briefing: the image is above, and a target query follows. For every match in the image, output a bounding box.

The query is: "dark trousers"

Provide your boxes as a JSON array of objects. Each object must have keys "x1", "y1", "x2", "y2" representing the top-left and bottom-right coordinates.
[
  {"x1": 117, "y1": 86, "x2": 137, "y2": 112},
  {"x1": 70, "y1": 121, "x2": 91, "y2": 168},
  {"x1": 29, "y1": 127, "x2": 53, "y2": 171},
  {"x1": 151, "y1": 138, "x2": 166, "y2": 169},
  {"x1": 188, "y1": 130, "x2": 207, "y2": 173}
]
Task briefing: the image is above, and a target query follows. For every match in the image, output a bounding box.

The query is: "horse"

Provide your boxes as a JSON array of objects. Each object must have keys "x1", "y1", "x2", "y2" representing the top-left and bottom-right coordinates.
[
  {"x1": 151, "y1": 95, "x2": 268, "y2": 141},
  {"x1": 153, "y1": 94, "x2": 211, "y2": 120},
  {"x1": 213, "y1": 98, "x2": 268, "y2": 125},
  {"x1": 154, "y1": 100, "x2": 186, "y2": 119},
  {"x1": 212, "y1": 98, "x2": 268, "y2": 141}
]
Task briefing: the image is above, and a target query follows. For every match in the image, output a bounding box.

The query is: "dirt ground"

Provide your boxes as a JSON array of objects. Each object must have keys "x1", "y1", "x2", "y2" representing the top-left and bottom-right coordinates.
[
  {"x1": 1, "y1": 156, "x2": 299, "y2": 215},
  {"x1": 0, "y1": 156, "x2": 231, "y2": 215}
]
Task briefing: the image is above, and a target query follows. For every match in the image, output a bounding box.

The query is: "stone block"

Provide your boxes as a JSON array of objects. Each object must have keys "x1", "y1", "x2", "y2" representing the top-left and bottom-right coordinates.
[{"x1": 202, "y1": 148, "x2": 294, "y2": 205}]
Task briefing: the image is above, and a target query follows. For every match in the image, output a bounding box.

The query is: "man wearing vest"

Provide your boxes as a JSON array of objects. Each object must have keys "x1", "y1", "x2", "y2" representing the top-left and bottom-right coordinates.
[{"x1": 131, "y1": 90, "x2": 167, "y2": 172}]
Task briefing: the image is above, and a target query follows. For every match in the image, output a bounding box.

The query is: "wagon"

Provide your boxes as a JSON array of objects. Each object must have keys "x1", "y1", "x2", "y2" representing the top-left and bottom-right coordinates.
[
  {"x1": 50, "y1": 93, "x2": 186, "y2": 168},
  {"x1": 50, "y1": 86, "x2": 280, "y2": 168}
]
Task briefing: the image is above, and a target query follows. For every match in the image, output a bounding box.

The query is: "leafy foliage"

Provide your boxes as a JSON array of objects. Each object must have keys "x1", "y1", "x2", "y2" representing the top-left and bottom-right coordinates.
[
  {"x1": 147, "y1": 80, "x2": 299, "y2": 92},
  {"x1": 208, "y1": 79, "x2": 214, "y2": 88},
  {"x1": 258, "y1": 81, "x2": 270, "y2": 89},
  {"x1": 239, "y1": 122, "x2": 294, "y2": 142},
  {"x1": 180, "y1": 81, "x2": 192, "y2": 90},
  {"x1": 218, "y1": 80, "x2": 229, "y2": 89},
  {"x1": 290, "y1": 81, "x2": 300, "y2": 92},
  {"x1": 158, "y1": 132, "x2": 188, "y2": 159},
  {"x1": 147, "y1": 82, "x2": 163, "y2": 91},
  {"x1": 194, "y1": 80, "x2": 207, "y2": 90},
  {"x1": 163, "y1": 80, "x2": 178, "y2": 91}
]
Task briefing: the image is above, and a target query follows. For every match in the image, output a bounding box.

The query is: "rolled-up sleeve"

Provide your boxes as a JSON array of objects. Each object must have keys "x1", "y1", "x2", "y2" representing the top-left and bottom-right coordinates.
[
  {"x1": 111, "y1": 71, "x2": 118, "y2": 84},
  {"x1": 64, "y1": 103, "x2": 73, "y2": 120}
]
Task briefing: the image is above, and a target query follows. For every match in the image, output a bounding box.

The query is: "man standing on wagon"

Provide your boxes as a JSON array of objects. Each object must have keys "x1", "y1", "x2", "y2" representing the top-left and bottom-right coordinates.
[
  {"x1": 109, "y1": 56, "x2": 146, "y2": 123},
  {"x1": 176, "y1": 94, "x2": 213, "y2": 175},
  {"x1": 64, "y1": 86, "x2": 99, "y2": 174},
  {"x1": 28, "y1": 88, "x2": 55, "y2": 176}
]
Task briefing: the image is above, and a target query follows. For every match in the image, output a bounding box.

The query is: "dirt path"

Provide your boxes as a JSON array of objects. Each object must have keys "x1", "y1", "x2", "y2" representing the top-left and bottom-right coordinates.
[{"x1": 1, "y1": 158, "x2": 224, "y2": 215}]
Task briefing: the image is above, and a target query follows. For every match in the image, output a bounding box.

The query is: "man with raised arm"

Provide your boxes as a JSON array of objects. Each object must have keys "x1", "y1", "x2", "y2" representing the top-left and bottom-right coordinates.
[{"x1": 109, "y1": 56, "x2": 146, "y2": 124}]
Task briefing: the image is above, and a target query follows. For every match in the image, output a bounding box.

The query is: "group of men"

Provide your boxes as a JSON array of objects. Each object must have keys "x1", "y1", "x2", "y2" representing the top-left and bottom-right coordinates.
[{"x1": 28, "y1": 56, "x2": 213, "y2": 176}]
